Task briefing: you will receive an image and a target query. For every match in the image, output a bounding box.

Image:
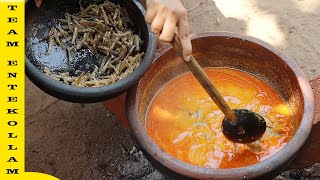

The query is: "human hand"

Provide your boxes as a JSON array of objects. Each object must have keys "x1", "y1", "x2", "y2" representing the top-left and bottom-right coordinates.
[
  {"x1": 145, "y1": 0, "x2": 192, "y2": 61},
  {"x1": 35, "y1": 0, "x2": 43, "y2": 8}
]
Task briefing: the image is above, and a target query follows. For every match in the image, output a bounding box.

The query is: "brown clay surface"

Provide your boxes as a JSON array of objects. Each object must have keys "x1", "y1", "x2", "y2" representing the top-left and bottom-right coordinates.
[
  {"x1": 287, "y1": 76, "x2": 320, "y2": 170},
  {"x1": 311, "y1": 77, "x2": 320, "y2": 125},
  {"x1": 26, "y1": 0, "x2": 320, "y2": 179}
]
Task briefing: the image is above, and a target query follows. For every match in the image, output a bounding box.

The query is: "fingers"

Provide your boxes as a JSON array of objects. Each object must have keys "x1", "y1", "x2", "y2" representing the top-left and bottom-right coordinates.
[
  {"x1": 145, "y1": 5, "x2": 157, "y2": 24},
  {"x1": 155, "y1": 34, "x2": 167, "y2": 49},
  {"x1": 144, "y1": 0, "x2": 192, "y2": 59},
  {"x1": 35, "y1": 0, "x2": 43, "y2": 8},
  {"x1": 150, "y1": 13, "x2": 166, "y2": 34},
  {"x1": 178, "y1": 16, "x2": 192, "y2": 61},
  {"x1": 159, "y1": 16, "x2": 177, "y2": 42}
]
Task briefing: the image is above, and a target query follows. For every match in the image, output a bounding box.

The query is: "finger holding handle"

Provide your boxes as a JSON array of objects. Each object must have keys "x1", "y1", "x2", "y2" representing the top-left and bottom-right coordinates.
[
  {"x1": 177, "y1": 14, "x2": 192, "y2": 62},
  {"x1": 171, "y1": 34, "x2": 238, "y2": 122},
  {"x1": 171, "y1": 32, "x2": 192, "y2": 62}
]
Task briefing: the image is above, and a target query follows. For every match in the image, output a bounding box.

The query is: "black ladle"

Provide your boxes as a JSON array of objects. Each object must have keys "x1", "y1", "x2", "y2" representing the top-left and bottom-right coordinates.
[{"x1": 171, "y1": 34, "x2": 266, "y2": 144}]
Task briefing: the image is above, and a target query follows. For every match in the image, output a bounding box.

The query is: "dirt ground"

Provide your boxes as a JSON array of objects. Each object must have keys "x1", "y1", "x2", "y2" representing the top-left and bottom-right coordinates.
[{"x1": 26, "y1": 0, "x2": 320, "y2": 179}]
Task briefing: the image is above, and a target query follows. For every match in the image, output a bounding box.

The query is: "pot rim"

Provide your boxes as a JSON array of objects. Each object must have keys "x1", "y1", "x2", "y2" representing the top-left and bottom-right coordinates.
[
  {"x1": 127, "y1": 32, "x2": 315, "y2": 179},
  {"x1": 25, "y1": 0, "x2": 156, "y2": 103}
]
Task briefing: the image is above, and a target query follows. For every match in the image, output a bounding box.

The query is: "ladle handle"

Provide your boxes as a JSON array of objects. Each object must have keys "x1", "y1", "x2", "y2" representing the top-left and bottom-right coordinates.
[{"x1": 171, "y1": 34, "x2": 237, "y2": 122}]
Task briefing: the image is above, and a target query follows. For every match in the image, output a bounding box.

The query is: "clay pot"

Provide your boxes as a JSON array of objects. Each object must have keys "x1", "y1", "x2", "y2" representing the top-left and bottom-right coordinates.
[{"x1": 126, "y1": 32, "x2": 314, "y2": 179}]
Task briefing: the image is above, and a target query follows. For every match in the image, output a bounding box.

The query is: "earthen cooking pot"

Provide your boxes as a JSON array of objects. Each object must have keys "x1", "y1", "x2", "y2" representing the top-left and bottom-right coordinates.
[{"x1": 126, "y1": 32, "x2": 314, "y2": 179}]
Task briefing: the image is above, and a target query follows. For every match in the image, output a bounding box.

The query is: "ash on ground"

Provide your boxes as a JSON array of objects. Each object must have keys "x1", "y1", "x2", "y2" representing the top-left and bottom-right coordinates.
[
  {"x1": 103, "y1": 146, "x2": 165, "y2": 180},
  {"x1": 275, "y1": 163, "x2": 320, "y2": 180},
  {"x1": 108, "y1": 145, "x2": 320, "y2": 180}
]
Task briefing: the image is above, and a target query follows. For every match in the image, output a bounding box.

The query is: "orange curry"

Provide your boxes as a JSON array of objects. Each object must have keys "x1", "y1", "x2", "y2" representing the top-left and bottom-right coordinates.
[{"x1": 146, "y1": 68, "x2": 294, "y2": 169}]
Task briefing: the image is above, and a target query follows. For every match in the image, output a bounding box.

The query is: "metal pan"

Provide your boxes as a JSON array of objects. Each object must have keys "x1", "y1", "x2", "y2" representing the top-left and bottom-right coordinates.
[{"x1": 25, "y1": 0, "x2": 156, "y2": 103}]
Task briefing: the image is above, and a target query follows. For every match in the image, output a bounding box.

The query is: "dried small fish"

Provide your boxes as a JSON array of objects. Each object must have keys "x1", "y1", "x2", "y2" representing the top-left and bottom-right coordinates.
[
  {"x1": 79, "y1": 4, "x2": 97, "y2": 15},
  {"x1": 43, "y1": 0, "x2": 144, "y2": 87},
  {"x1": 79, "y1": 19, "x2": 97, "y2": 26},
  {"x1": 61, "y1": 37, "x2": 72, "y2": 44},
  {"x1": 79, "y1": 0, "x2": 84, "y2": 11},
  {"x1": 52, "y1": 27, "x2": 62, "y2": 37},
  {"x1": 43, "y1": 67, "x2": 52, "y2": 75},
  {"x1": 59, "y1": 19, "x2": 69, "y2": 24},
  {"x1": 100, "y1": 6, "x2": 109, "y2": 25},
  {"x1": 52, "y1": 27, "x2": 63, "y2": 47},
  {"x1": 46, "y1": 27, "x2": 55, "y2": 54},
  {"x1": 67, "y1": 47, "x2": 73, "y2": 65},
  {"x1": 97, "y1": 46, "x2": 113, "y2": 56},
  {"x1": 73, "y1": 19, "x2": 85, "y2": 29},
  {"x1": 91, "y1": 33, "x2": 102, "y2": 53},
  {"x1": 78, "y1": 28, "x2": 96, "y2": 33},
  {"x1": 72, "y1": 26, "x2": 78, "y2": 44},
  {"x1": 134, "y1": 35, "x2": 141, "y2": 51},
  {"x1": 66, "y1": 13, "x2": 71, "y2": 27},
  {"x1": 54, "y1": 36, "x2": 62, "y2": 47},
  {"x1": 57, "y1": 27, "x2": 68, "y2": 37},
  {"x1": 47, "y1": 35, "x2": 54, "y2": 55},
  {"x1": 76, "y1": 33, "x2": 89, "y2": 50},
  {"x1": 110, "y1": 41, "x2": 116, "y2": 50},
  {"x1": 113, "y1": 8, "x2": 118, "y2": 20},
  {"x1": 73, "y1": 72, "x2": 85, "y2": 86},
  {"x1": 83, "y1": 42, "x2": 95, "y2": 53}
]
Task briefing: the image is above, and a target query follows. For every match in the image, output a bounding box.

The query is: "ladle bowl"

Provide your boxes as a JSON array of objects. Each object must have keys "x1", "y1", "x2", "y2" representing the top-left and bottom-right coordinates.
[
  {"x1": 126, "y1": 32, "x2": 314, "y2": 179},
  {"x1": 222, "y1": 109, "x2": 266, "y2": 143}
]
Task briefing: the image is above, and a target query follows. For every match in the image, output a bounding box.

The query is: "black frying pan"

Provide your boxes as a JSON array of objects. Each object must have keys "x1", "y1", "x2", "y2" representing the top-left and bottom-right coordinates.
[{"x1": 25, "y1": 0, "x2": 156, "y2": 103}]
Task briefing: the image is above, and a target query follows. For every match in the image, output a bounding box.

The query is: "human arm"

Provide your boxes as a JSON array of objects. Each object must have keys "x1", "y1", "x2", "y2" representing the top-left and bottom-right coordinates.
[{"x1": 144, "y1": 0, "x2": 192, "y2": 61}]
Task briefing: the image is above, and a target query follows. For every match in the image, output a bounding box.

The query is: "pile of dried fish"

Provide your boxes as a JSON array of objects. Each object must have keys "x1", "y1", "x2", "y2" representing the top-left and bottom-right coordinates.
[{"x1": 44, "y1": 0, "x2": 144, "y2": 87}]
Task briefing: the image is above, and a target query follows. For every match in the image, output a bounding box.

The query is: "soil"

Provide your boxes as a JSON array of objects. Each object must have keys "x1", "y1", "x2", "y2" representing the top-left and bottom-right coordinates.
[{"x1": 26, "y1": 0, "x2": 320, "y2": 179}]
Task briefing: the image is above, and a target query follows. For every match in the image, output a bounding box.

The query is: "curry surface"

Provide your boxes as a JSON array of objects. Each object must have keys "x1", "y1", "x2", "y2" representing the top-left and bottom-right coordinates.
[{"x1": 146, "y1": 68, "x2": 293, "y2": 169}]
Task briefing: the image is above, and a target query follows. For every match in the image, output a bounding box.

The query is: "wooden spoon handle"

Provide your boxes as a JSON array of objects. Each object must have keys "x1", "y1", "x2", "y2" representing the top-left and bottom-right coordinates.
[{"x1": 171, "y1": 34, "x2": 237, "y2": 122}]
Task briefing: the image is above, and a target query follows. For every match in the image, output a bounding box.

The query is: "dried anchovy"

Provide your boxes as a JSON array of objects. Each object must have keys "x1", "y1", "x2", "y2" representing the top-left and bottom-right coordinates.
[
  {"x1": 44, "y1": 0, "x2": 144, "y2": 87},
  {"x1": 72, "y1": 26, "x2": 78, "y2": 44}
]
